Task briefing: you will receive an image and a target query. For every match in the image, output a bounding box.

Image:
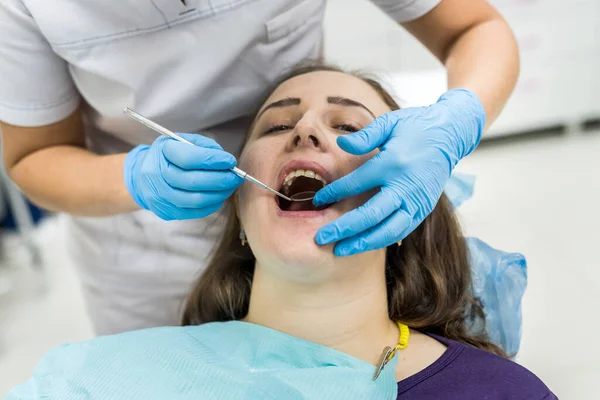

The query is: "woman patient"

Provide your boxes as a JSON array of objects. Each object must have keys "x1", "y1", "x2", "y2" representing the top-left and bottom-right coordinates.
[{"x1": 7, "y1": 65, "x2": 556, "y2": 400}]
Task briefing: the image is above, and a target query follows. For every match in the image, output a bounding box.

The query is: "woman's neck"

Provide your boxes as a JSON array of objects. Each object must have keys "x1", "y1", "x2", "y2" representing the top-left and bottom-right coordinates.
[{"x1": 244, "y1": 251, "x2": 399, "y2": 365}]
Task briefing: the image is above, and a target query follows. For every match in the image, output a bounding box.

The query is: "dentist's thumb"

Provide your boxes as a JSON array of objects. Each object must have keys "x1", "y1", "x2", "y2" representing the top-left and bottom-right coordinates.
[{"x1": 337, "y1": 114, "x2": 394, "y2": 155}]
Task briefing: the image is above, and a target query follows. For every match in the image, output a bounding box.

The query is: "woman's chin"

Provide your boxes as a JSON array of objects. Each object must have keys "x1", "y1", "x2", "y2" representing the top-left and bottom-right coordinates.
[{"x1": 256, "y1": 238, "x2": 338, "y2": 283}]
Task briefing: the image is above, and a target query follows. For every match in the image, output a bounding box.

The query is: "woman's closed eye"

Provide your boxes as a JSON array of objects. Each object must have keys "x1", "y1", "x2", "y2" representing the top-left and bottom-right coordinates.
[
  {"x1": 263, "y1": 124, "x2": 293, "y2": 135},
  {"x1": 334, "y1": 124, "x2": 360, "y2": 133},
  {"x1": 263, "y1": 123, "x2": 360, "y2": 135}
]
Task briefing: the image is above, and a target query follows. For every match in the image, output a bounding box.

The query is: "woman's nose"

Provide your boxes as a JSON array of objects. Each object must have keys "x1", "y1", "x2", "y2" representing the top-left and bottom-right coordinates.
[
  {"x1": 287, "y1": 116, "x2": 324, "y2": 152},
  {"x1": 292, "y1": 132, "x2": 319, "y2": 148}
]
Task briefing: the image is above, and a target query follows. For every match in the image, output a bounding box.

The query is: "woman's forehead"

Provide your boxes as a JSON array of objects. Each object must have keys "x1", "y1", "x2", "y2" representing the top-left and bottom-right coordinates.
[{"x1": 263, "y1": 71, "x2": 392, "y2": 116}]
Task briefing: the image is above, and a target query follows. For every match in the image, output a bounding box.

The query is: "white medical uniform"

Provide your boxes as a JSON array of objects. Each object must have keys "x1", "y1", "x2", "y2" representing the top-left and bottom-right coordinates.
[{"x1": 0, "y1": 0, "x2": 441, "y2": 335}]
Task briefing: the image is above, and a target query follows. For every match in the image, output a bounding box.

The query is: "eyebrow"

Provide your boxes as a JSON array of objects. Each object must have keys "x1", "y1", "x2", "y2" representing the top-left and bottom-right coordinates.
[
  {"x1": 255, "y1": 95, "x2": 376, "y2": 122},
  {"x1": 327, "y1": 96, "x2": 375, "y2": 118},
  {"x1": 255, "y1": 97, "x2": 301, "y2": 120}
]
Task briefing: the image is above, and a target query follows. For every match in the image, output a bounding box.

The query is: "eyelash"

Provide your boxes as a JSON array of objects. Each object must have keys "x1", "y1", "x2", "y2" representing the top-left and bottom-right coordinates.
[
  {"x1": 264, "y1": 124, "x2": 292, "y2": 134},
  {"x1": 336, "y1": 124, "x2": 360, "y2": 133},
  {"x1": 263, "y1": 123, "x2": 360, "y2": 135}
]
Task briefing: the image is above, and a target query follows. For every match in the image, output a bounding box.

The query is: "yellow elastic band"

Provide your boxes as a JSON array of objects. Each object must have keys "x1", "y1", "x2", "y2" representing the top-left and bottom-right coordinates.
[
  {"x1": 396, "y1": 321, "x2": 410, "y2": 350},
  {"x1": 384, "y1": 321, "x2": 410, "y2": 363}
]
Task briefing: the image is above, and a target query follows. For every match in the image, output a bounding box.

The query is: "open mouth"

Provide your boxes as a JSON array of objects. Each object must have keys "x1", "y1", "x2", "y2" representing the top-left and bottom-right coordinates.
[{"x1": 278, "y1": 169, "x2": 329, "y2": 212}]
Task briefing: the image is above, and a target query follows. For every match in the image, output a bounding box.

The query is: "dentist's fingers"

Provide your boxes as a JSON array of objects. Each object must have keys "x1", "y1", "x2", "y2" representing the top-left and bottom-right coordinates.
[
  {"x1": 162, "y1": 137, "x2": 237, "y2": 170},
  {"x1": 172, "y1": 133, "x2": 225, "y2": 149},
  {"x1": 176, "y1": 201, "x2": 225, "y2": 220},
  {"x1": 153, "y1": 185, "x2": 237, "y2": 209},
  {"x1": 162, "y1": 163, "x2": 243, "y2": 191},
  {"x1": 332, "y1": 208, "x2": 413, "y2": 257},
  {"x1": 315, "y1": 188, "x2": 400, "y2": 245},
  {"x1": 153, "y1": 201, "x2": 225, "y2": 221},
  {"x1": 336, "y1": 113, "x2": 396, "y2": 155},
  {"x1": 313, "y1": 154, "x2": 385, "y2": 206}
]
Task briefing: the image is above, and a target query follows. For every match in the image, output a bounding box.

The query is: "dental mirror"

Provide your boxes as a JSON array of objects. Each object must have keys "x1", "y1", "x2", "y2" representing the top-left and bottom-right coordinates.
[{"x1": 288, "y1": 191, "x2": 317, "y2": 202}]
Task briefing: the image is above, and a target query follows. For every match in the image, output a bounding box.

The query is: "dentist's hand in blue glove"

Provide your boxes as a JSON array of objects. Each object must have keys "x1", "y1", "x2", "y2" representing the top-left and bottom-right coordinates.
[
  {"x1": 313, "y1": 88, "x2": 485, "y2": 256},
  {"x1": 124, "y1": 134, "x2": 243, "y2": 221}
]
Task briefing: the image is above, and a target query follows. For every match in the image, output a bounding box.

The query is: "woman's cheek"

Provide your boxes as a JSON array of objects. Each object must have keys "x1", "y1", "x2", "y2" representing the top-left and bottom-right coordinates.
[
  {"x1": 242, "y1": 141, "x2": 279, "y2": 178},
  {"x1": 235, "y1": 150, "x2": 253, "y2": 211},
  {"x1": 236, "y1": 143, "x2": 275, "y2": 202},
  {"x1": 238, "y1": 141, "x2": 264, "y2": 172}
]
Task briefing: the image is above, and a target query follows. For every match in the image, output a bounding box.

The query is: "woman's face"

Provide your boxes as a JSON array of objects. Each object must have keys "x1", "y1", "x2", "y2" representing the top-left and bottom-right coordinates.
[{"x1": 237, "y1": 71, "x2": 393, "y2": 279}]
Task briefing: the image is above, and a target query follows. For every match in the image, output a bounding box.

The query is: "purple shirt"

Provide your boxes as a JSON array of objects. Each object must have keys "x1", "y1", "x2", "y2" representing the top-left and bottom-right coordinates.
[{"x1": 398, "y1": 334, "x2": 557, "y2": 399}]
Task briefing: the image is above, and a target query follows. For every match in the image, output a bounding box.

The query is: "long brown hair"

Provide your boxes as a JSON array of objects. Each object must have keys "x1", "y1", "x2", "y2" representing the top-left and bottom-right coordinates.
[{"x1": 182, "y1": 63, "x2": 506, "y2": 357}]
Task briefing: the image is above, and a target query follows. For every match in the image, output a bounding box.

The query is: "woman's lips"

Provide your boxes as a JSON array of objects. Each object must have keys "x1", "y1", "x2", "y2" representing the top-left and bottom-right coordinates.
[
  {"x1": 275, "y1": 204, "x2": 329, "y2": 218},
  {"x1": 269, "y1": 159, "x2": 335, "y2": 217},
  {"x1": 274, "y1": 193, "x2": 334, "y2": 218},
  {"x1": 276, "y1": 159, "x2": 333, "y2": 190}
]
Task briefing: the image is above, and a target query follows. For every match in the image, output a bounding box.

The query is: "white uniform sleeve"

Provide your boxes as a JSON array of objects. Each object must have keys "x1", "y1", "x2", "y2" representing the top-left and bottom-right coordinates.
[
  {"x1": 369, "y1": 0, "x2": 442, "y2": 23},
  {"x1": 0, "y1": 0, "x2": 79, "y2": 127}
]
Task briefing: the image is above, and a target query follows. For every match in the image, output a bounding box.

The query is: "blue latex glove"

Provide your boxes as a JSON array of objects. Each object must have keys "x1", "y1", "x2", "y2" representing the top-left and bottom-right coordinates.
[
  {"x1": 124, "y1": 134, "x2": 243, "y2": 220},
  {"x1": 313, "y1": 88, "x2": 485, "y2": 256}
]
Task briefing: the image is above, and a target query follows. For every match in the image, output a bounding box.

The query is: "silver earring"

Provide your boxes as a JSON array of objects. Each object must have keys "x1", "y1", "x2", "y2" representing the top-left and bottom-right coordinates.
[{"x1": 239, "y1": 230, "x2": 247, "y2": 246}]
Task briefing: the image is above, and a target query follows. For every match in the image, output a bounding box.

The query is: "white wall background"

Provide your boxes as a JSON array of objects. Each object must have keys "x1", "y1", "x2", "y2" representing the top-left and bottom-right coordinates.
[{"x1": 324, "y1": 0, "x2": 600, "y2": 137}]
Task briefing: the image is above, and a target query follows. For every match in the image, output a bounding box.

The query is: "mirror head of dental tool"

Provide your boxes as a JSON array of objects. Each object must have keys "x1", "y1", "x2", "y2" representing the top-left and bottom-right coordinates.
[
  {"x1": 123, "y1": 108, "x2": 314, "y2": 203},
  {"x1": 289, "y1": 191, "x2": 317, "y2": 202}
]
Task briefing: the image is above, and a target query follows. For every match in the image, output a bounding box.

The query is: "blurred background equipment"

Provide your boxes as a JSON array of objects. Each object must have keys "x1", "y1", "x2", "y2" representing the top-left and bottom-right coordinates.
[
  {"x1": 0, "y1": 173, "x2": 44, "y2": 270},
  {"x1": 0, "y1": 140, "x2": 45, "y2": 360}
]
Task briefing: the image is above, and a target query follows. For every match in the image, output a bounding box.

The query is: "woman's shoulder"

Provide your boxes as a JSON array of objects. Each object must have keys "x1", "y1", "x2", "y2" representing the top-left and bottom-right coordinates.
[{"x1": 412, "y1": 333, "x2": 556, "y2": 399}]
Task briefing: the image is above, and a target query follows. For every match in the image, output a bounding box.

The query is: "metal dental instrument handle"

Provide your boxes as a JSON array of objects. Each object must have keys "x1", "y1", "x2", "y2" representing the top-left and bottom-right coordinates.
[{"x1": 123, "y1": 108, "x2": 313, "y2": 202}]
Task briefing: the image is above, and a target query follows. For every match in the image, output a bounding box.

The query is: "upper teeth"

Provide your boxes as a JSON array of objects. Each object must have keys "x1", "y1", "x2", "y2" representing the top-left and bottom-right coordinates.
[{"x1": 283, "y1": 169, "x2": 326, "y2": 186}]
